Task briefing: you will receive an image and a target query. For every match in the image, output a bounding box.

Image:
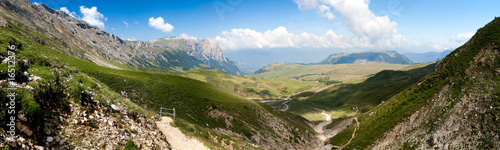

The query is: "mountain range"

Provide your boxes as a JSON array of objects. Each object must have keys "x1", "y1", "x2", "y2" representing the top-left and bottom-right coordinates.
[
  {"x1": 0, "y1": 0, "x2": 242, "y2": 75},
  {"x1": 1, "y1": 0, "x2": 499, "y2": 149},
  {"x1": 404, "y1": 50, "x2": 453, "y2": 63},
  {"x1": 319, "y1": 50, "x2": 414, "y2": 65}
]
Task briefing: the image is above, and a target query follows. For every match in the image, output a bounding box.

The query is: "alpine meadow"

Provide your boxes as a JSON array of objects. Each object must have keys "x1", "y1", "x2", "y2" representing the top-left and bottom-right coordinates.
[{"x1": 0, "y1": 0, "x2": 499, "y2": 149}]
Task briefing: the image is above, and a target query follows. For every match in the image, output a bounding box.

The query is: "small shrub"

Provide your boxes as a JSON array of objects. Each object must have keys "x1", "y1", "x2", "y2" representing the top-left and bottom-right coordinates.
[
  {"x1": 124, "y1": 138, "x2": 139, "y2": 150},
  {"x1": 130, "y1": 129, "x2": 138, "y2": 134}
]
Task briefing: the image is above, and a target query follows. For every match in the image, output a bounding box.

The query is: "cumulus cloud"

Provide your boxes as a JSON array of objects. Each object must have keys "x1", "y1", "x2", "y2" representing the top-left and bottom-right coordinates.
[
  {"x1": 294, "y1": 0, "x2": 400, "y2": 41},
  {"x1": 413, "y1": 32, "x2": 475, "y2": 50},
  {"x1": 440, "y1": 32, "x2": 474, "y2": 49},
  {"x1": 294, "y1": 0, "x2": 320, "y2": 10},
  {"x1": 213, "y1": 26, "x2": 396, "y2": 50},
  {"x1": 209, "y1": 0, "x2": 460, "y2": 52},
  {"x1": 59, "y1": 7, "x2": 77, "y2": 18},
  {"x1": 33, "y1": 2, "x2": 40, "y2": 5},
  {"x1": 148, "y1": 17, "x2": 174, "y2": 33},
  {"x1": 212, "y1": 0, "x2": 408, "y2": 51},
  {"x1": 80, "y1": 6, "x2": 107, "y2": 29},
  {"x1": 454, "y1": 32, "x2": 474, "y2": 43},
  {"x1": 317, "y1": 5, "x2": 335, "y2": 20}
]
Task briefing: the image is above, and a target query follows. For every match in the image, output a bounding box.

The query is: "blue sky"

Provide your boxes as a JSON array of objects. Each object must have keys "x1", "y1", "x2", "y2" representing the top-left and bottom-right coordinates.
[{"x1": 31, "y1": 0, "x2": 500, "y2": 53}]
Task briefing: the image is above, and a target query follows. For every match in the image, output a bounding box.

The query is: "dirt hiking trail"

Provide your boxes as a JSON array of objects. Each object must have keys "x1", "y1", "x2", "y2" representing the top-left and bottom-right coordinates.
[{"x1": 156, "y1": 117, "x2": 209, "y2": 150}]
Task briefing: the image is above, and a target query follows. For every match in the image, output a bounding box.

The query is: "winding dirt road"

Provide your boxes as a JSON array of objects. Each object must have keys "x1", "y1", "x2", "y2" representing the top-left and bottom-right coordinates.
[
  {"x1": 331, "y1": 117, "x2": 360, "y2": 150},
  {"x1": 315, "y1": 110, "x2": 333, "y2": 141}
]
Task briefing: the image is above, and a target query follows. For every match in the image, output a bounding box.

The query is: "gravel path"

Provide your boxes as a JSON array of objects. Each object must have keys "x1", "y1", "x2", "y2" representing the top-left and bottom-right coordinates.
[{"x1": 156, "y1": 117, "x2": 209, "y2": 150}]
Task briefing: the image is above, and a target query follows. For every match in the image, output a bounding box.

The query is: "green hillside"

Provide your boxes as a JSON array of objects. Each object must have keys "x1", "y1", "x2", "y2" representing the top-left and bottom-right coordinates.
[
  {"x1": 0, "y1": 12, "x2": 316, "y2": 149},
  {"x1": 329, "y1": 17, "x2": 500, "y2": 149},
  {"x1": 171, "y1": 68, "x2": 319, "y2": 99},
  {"x1": 249, "y1": 62, "x2": 409, "y2": 83},
  {"x1": 281, "y1": 63, "x2": 435, "y2": 122}
]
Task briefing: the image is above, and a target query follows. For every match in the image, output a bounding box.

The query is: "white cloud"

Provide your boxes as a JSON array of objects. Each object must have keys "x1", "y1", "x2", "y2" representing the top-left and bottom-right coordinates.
[
  {"x1": 208, "y1": 0, "x2": 411, "y2": 51},
  {"x1": 180, "y1": 33, "x2": 198, "y2": 40},
  {"x1": 148, "y1": 17, "x2": 174, "y2": 33},
  {"x1": 33, "y1": 2, "x2": 40, "y2": 5},
  {"x1": 208, "y1": 0, "x2": 461, "y2": 52},
  {"x1": 413, "y1": 32, "x2": 475, "y2": 51},
  {"x1": 455, "y1": 32, "x2": 474, "y2": 43},
  {"x1": 441, "y1": 32, "x2": 474, "y2": 49},
  {"x1": 213, "y1": 26, "x2": 392, "y2": 50},
  {"x1": 294, "y1": 0, "x2": 319, "y2": 10},
  {"x1": 80, "y1": 6, "x2": 107, "y2": 29},
  {"x1": 294, "y1": 0, "x2": 400, "y2": 42},
  {"x1": 317, "y1": 5, "x2": 335, "y2": 20},
  {"x1": 123, "y1": 21, "x2": 129, "y2": 28},
  {"x1": 59, "y1": 7, "x2": 77, "y2": 18}
]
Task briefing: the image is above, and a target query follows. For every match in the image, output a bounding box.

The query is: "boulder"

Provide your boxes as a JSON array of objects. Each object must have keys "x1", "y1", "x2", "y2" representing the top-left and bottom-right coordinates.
[
  {"x1": 2, "y1": 57, "x2": 10, "y2": 64},
  {"x1": 111, "y1": 104, "x2": 121, "y2": 112},
  {"x1": 25, "y1": 85, "x2": 34, "y2": 91},
  {"x1": 6, "y1": 137, "x2": 17, "y2": 147},
  {"x1": 18, "y1": 124, "x2": 33, "y2": 136},
  {"x1": 59, "y1": 139, "x2": 65, "y2": 145},
  {"x1": 17, "y1": 137, "x2": 26, "y2": 144},
  {"x1": 18, "y1": 114, "x2": 28, "y2": 122},
  {"x1": 34, "y1": 145, "x2": 44, "y2": 150},
  {"x1": 46, "y1": 136, "x2": 54, "y2": 143},
  {"x1": 23, "y1": 71, "x2": 29, "y2": 77},
  {"x1": 55, "y1": 136, "x2": 61, "y2": 142}
]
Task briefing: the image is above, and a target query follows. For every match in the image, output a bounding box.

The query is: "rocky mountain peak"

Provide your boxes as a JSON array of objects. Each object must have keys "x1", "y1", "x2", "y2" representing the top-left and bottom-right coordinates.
[{"x1": 182, "y1": 39, "x2": 228, "y2": 63}]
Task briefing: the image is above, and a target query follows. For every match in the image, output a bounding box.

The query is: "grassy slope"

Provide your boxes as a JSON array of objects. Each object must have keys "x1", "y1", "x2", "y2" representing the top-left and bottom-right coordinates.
[
  {"x1": 168, "y1": 68, "x2": 320, "y2": 99},
  {"x1": 284, "y1": 63, "x2": 435, "y2": 121},
  {"x1": 0, "y1": 17, "x2": 315, "y2": 149},
  {"x1": 0, "y1": 25, "x2": 145, "y2": 147},
  {"x1": 329, "y1": 17, "x2": 500, "y2": 149},
  {"x1": 249, "y1": 63, "x2": 409, "y2": 83}
]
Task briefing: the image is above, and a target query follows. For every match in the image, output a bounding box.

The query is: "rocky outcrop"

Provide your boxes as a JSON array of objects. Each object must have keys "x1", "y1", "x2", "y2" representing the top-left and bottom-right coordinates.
[
  {"x1": 183, "y1": 39, "x2": 227, "y2": 63},
  {"x1": 129, "y1": 37, "x2": 243, "y2": 75},
  {"x1": 62, "y1": 102, "x2": 170, "y2": 149}
]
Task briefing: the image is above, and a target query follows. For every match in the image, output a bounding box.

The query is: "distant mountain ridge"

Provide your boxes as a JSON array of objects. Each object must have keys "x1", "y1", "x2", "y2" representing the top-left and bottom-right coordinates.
[
  {"x1": 404, "y1": 50, "x2": 452, "y2": 63},
  {"x1": 0, "y1": 0, "x2": 242, "y2": 75},
  {"x1": 319, "y1": 50, "x2": 414, "y2": 65}
]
